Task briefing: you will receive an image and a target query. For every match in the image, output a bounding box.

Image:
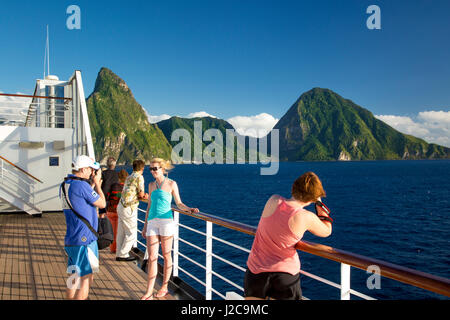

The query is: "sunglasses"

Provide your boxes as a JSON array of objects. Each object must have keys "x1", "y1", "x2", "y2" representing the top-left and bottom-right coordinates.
[{"x1": 149, "y1": 166, "x2": 160, "y2": 171}]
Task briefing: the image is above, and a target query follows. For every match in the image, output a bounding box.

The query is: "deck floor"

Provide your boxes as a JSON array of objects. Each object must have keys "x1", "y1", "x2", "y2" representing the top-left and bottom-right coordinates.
[{"x1": 0, "y1": 212, "x2": 173, "y2": 300}]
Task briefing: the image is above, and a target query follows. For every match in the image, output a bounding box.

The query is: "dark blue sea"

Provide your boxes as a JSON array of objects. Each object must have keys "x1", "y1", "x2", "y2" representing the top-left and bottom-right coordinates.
[{"x1": 120, "y1": 160, "x2": 450, "y2": 300}]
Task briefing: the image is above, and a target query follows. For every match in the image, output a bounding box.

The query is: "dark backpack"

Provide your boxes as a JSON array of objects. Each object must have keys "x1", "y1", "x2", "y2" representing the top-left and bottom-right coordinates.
[{"x1": 96, "y1": 216, "x2": 114, "y2": 250}]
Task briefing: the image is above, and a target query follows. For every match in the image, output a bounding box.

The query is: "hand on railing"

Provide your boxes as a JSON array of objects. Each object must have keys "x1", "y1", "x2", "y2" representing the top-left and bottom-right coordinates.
[
  {"x1": 138, "y1": 193, "x2": 149, "y2": 201},
  {"x1": 189, "y1": 207, "x2": 200, "y2": 214}
]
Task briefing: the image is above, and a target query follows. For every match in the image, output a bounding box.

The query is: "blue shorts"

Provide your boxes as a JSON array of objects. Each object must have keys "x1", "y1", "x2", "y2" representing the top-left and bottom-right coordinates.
[{"x1": 65, "y1": 241, "x2": 99, "y2": 277}]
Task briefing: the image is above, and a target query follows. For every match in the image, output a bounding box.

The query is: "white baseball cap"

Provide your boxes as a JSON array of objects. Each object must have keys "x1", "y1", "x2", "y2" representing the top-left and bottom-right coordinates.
[{"x1": 72, "y1": 155, "x2": 100, "y2": 171}]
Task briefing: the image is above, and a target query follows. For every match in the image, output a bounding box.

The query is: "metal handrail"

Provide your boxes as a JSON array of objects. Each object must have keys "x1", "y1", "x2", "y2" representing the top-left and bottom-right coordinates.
[
  {"x1": 295, "y1": 240, "x2": 450, "y2": 297},
  {"x1": 170, "y1": 206, "x2": 450, "y2": 298},
  {"x1": 0, "y1": 89, "x2": 74, "y2": 128},
  {"x1": 0, "y1": 93, "x2": 72, "y2": 101},
  {"x1": 0, "y1": 156, "x2": 43, "y2": 183}
]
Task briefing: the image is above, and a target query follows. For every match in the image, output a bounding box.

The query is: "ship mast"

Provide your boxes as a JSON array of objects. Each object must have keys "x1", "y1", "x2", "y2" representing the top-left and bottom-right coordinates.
[{"x1": 43, "y1": 25, "x2": 50, "y2": 79}]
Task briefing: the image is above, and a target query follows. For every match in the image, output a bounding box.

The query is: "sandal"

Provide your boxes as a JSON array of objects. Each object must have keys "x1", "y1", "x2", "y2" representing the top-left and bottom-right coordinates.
[
  {"x1": 154, "y1": 289, "x2": 169, "y2": 298},
  {"x1": 140, "y1": 294, "x2": 153, "y2": 300}
]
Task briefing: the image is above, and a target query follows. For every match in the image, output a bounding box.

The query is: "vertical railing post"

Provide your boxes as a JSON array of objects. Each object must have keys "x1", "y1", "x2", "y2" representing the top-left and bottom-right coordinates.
[
  {"x1": 341, "y1": 263, "x2": 351, "y2": 300},
  {"x1": 205, "y1": 221, "x2": 213, "y2": 300},
  {"x1": 133, "y1": 212, "x2": 138, "y2": 249},
  {"x1": 31, "y1": 182, "x2": 35, "y2": 205},
  {"x1": 173, "y1": 210, "x2": 179, "y2": 277}
]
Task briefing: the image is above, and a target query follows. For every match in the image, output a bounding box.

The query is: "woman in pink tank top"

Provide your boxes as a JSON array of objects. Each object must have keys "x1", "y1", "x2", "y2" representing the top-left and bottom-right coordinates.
[{"x1": 245, "y1": 172, "x2": 333, "y2": 300}]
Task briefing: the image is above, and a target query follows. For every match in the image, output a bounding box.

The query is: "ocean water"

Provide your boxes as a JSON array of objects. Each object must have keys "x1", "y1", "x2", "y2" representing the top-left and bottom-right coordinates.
[{"x1": 123, "y1": 160, "x2": 449, "y2": 300}]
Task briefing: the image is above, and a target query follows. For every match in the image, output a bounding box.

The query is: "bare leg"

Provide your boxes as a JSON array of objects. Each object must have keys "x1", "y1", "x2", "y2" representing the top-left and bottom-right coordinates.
[
  {"x1": 66, "y1": 274, "x2": 93, "y2": 300},
  {"x1": 66, "y1": 287, "x2": 76, "y2": 300},
  {"x1": 141, "y1": 235, "x2": 159, "y2": 300},
  {"x1": 156, "y1": 235, "x2": 173, "y2": 296}
]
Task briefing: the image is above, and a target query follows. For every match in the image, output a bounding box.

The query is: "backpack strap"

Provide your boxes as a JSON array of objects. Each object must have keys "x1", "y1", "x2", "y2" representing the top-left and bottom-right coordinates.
[{"x1": 60, "y1": 181, "x2": 99, "y2": 238}]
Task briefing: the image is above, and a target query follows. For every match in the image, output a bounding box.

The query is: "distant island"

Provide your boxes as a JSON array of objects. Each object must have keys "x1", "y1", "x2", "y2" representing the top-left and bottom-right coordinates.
[{"x1": 87, "y1": 67, "x2": 450, "y2": 164}]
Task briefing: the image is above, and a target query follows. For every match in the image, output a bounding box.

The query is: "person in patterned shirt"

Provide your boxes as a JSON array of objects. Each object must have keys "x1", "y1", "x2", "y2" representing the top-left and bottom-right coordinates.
[{"x1": 115, "y1": 159, "x2": 148, "y2": 261}]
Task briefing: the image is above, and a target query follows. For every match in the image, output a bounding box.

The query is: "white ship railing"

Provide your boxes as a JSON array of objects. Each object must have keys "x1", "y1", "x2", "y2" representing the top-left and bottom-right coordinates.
[
  {"x1": 0, "y1": 93, "x2": 72, "y2": 128},
  {"x1": 0, "y1": 156, "x2": 43, "y2": 207},
  {"x1": 136, "y1": 204, "x2": 450, "y2": 300},
  {"x1": 0, "y1": 102, "x2": 70, "y2": 126}
]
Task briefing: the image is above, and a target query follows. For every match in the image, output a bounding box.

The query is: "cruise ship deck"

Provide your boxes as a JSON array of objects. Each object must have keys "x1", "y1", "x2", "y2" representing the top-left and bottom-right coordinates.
[{"x1": 0, "y1": 212, "x2": 174, "y2": 300}]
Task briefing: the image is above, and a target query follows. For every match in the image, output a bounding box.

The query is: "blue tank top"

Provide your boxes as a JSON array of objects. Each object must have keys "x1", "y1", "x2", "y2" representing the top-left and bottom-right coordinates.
[{"x1": 148, "y1": 177, "x2": 173, "y2": 220}]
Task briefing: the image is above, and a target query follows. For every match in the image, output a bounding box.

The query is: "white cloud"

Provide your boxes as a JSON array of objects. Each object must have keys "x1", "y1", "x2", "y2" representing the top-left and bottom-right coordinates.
[
  {"x1": 147, "y1": 113, "x2": 171, "y2": 124},
  {"x1": 146, "y1": 110, "x2": 218, "y2": 124},
  {"x1": 417, "y1": 110, "x2": 450, "y2": 124},
  {"x1": 375, "y1": 110, "x2": 450, "y2": 148},
  {"x1": 375, "y1": 115, "x2": 430, "y2": 136},
  {"x1": 187, "y1": 111, "x2": 217, "y2": 119},
  {"x1": 227, "y1": 113, "x2": 279, "y2": 138},
  {"x1": 0, "y1": 91, "x2": 32, "y2": 124}
]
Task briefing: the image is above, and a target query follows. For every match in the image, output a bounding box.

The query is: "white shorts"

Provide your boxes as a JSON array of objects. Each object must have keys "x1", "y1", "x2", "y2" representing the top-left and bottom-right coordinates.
[{"x1": 146, "y1": 218, "x2": 176, "y2": 237}]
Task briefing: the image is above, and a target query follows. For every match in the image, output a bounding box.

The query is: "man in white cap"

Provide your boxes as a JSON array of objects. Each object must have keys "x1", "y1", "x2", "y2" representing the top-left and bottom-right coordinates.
[{"x1": 61, "y1": 155, "x2": 106, "y2": 300}]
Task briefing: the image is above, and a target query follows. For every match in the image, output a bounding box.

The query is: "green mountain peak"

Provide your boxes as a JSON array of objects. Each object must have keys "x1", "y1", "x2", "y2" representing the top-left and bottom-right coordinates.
[
  {"x1": 87, "y1": 67, "x2": 172, "y2": 165},
  {"x1": 273, "y1": 87, "x2": 450, "y2": 161},
  {"x1": 91, "y1": 67, "x2": 133, "y2": 97}
]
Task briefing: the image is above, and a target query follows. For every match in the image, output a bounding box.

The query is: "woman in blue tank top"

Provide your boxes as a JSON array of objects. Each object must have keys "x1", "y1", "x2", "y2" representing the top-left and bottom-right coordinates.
[{"x1": 141, "y1": 158, "x2": 199, "y2": 300}]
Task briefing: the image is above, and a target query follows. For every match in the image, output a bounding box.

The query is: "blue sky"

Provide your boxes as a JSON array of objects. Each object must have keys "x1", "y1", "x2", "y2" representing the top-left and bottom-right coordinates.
[{"x1": 1, "y1": 0, "x2": 449, "y2": 145}]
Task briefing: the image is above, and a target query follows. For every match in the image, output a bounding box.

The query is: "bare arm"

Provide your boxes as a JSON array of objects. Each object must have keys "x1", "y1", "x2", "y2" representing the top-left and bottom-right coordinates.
[
  {"x1": 305, "y1": 211, "x2": 332, "y2": 238},
  {"x1": 172, "y1": 181, "x2": 199, "y2": 213}
]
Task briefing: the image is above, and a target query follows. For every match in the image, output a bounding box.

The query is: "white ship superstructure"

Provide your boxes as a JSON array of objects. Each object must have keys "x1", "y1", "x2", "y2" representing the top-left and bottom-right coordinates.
[{"x1": 0, "y1": 71, "x2": 94, "y2": 214}]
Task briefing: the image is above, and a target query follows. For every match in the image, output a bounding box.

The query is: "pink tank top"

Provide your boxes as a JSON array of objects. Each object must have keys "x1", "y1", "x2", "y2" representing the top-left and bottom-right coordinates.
[{"x1": 247, "y1": 197, "x2": 302, "y2": 275}]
